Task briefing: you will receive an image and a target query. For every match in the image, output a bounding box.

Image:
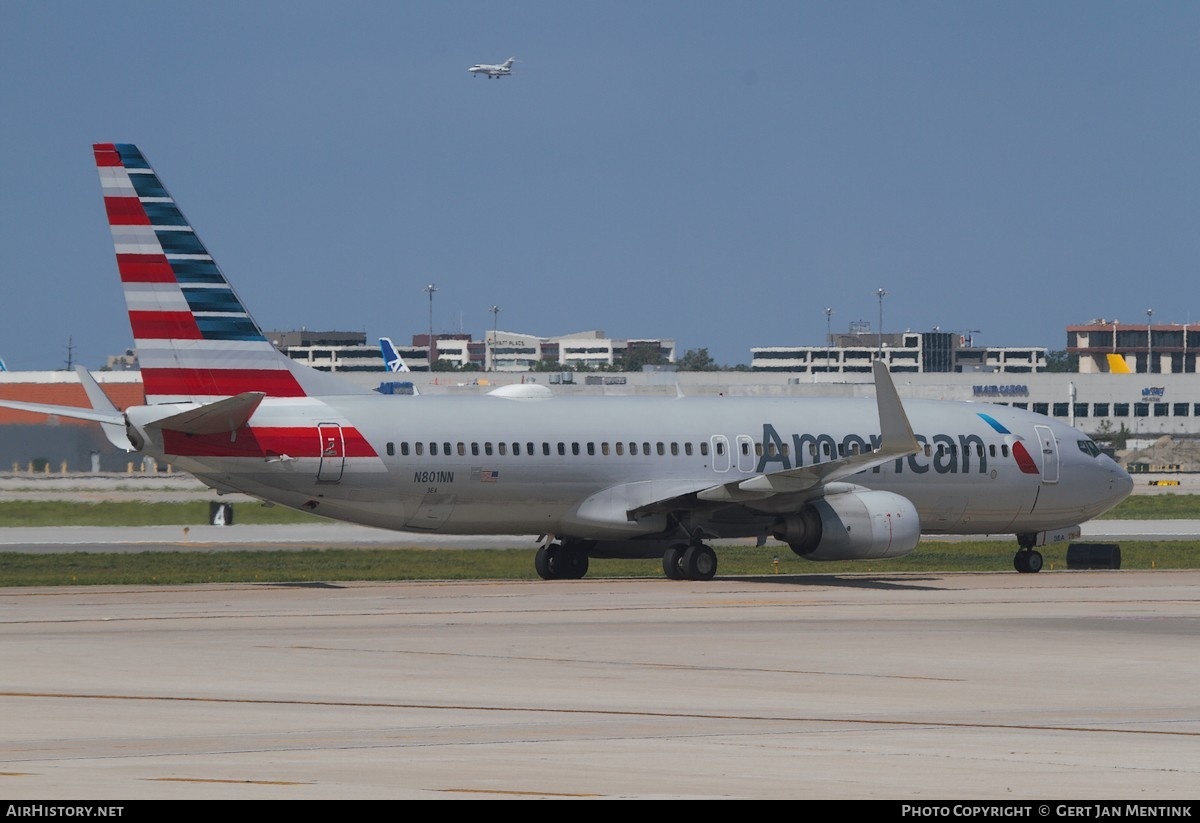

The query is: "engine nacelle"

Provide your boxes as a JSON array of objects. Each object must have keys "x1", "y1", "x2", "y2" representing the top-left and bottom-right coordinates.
[{"x1": 772, "y1": 490, "x2": 920, "y2": 561}]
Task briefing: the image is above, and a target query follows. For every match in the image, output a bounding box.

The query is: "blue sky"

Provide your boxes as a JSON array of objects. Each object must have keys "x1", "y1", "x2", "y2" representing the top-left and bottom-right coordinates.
[{"x1": 1, "y1": 1, "x2": 1196, "y2": 370}]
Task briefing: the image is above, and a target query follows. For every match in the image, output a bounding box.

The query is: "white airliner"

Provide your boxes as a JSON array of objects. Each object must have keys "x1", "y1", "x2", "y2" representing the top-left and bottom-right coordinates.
[
  {"x1": 468, "y1": 57, "x2": 515, "y2": 78},
  {"x1": 0, "y1": 144, "x2": 1134, "y2": 581}
]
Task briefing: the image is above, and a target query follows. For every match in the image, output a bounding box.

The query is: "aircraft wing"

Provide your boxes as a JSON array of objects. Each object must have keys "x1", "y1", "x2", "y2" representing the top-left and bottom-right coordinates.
[{"x1": 631, "y1": 360, "x2": 920, "y2": 513}]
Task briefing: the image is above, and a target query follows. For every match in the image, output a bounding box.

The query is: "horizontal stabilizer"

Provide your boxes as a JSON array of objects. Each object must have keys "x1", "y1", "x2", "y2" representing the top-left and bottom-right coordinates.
[{"x1": 148, "y1": 392, "x2": 265, "y2": 435}]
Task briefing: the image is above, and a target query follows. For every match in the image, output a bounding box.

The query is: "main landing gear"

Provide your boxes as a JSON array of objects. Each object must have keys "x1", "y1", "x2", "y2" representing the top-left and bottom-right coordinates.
[
  {"x1": 1013, "y1": 534, "x2": 1044, "y2": 574},
  {"x1": 534, "y1": 541, "x2": 589, "y2": 580},
  {"x1": 662, "y1": 541, "x2": 718, "y2": 581}
]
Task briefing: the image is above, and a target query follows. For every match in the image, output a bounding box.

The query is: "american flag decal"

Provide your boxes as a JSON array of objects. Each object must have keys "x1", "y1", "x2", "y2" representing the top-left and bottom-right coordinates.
[{"x1": 480, "y1": 470, "x2": 499, "y2": 482}]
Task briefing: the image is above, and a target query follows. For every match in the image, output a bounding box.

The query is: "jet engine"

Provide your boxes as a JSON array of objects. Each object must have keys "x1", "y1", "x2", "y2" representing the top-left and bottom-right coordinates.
[{"x1": 771, "y1": 490, "x2": 920, "y2": 561}]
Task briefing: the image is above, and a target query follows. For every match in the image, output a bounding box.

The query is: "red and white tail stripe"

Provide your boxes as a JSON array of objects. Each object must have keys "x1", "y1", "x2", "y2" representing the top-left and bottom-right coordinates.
[{"x1": 95, "y1": 143, "x2": 313, "y2": 405}]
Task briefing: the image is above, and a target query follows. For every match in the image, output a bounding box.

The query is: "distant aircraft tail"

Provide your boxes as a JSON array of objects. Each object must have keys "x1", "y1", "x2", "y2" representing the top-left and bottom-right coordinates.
[
  {"x1": 503, "y1": 57, "x2": 516, "y2": 69},
  {"x1": 379, "y1": 337, "x2": 411, "y2": 372},
  {"x1": 1106, "y1": 353, "x2": 1132, "y2": 374},
  {"x1": 93, "y1": 143, "x2": 366, "y2": 405}
]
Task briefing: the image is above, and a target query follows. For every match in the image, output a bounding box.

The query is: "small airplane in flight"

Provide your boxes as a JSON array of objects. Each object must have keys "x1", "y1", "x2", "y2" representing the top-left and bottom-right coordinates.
[
  {"x1": 379, "y1": 337, "x2": 411, "y2": 373},
  {"x1": 468, "y1": 57, "x2": 516, "y2": 78},
  {"x1": 0, "y1": 144, "x2": 1134, "y2": 582}
]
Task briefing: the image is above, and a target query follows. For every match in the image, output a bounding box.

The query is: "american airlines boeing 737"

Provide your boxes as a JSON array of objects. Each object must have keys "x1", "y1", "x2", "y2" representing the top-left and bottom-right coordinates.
[{"x1": 0, "y1": 145, "x2": 1134, "y2": 580}]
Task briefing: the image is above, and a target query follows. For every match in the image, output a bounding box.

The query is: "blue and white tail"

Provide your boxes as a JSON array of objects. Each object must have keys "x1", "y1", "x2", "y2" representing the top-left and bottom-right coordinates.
[
  {"x1": 379, "y1": 337, "x2": 411, "y2": 372},
  {"x1": 93, "y1": 143, "x2": 364, "y2": 405}
]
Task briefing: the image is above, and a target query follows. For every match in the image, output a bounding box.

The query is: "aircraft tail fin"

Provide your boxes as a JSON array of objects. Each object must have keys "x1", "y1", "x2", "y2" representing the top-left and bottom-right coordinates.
[
  {"x1": 93, "y1": 143, "x2": 368, "y2": 405},
  {"x1": 1106, "y1": 353, "x2": 1132, "y2": 374},
  {"x1": 379, "y1": 337, "x2": 411, "y2": 372}
]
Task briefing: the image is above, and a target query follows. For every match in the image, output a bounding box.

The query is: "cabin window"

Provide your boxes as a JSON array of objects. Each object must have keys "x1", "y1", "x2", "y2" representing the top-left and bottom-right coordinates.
[
  {"x1": 700, "y1": 442, "x2": 709, "y2": 456},
  {"x1": 498, "y1": 442, "x2": 507, "y2": 456},
  {"x1": 485, "y1": 442, "x2": 493, "y2": 456},
  {"x1": 386, "y1": 442, "x2": 395, "y2": 456},
  {"x1": 685, "y1": 443, "x2": 693, "y2": 456},
  {"x1": 1002, "y1": 444, "x2": 1009, "y2": 457},
  {"x1": 602, "y1": 442, "x2": 610, "y2": 456},
  {"x1": 754, "y1": 443, "x2": 763, "y2": 457},
  {"x1": 457, "y1": 442, "x2": 466, "y2": 456},
  {"x1": 616, "y1": 442, "x2": 625, "y2": 456},
  {"x1": 671, "y1": 442, "x2": 679, "y2": 456},
  {"x1": 415, "y1": 442, "x2": 424, "y2": 456},
  {"x1": 587, "y1": 442, "x2": 595, "y2": 456},
  {"x1": 716, "y1": 442, "x2": 725, "y2": 456},
  {"x1": 988, "y1": 444, "x2": 996, "y2": 458},
  {"x1": 557, "y1": 442, "x2": 566, "y2": 456},
  {"x1": 643, "y1": 442, "x2": 651, "y2": 455},
  {"x1": 429, "y1": 442, "x2": 438, "y2": 456},
  {"x1": 471, "y1": 443, "x2": 480, "y2": 456},
  {"x1": 443, "y1": 442, "x2": 451, "y2": 455},
  {"x1": 543, "y1": 442, "x2": 551, "y2": 456},
  {"x1": 572, "y1": 442, "x2": 580, "y2": 456},
  {"x1": 527, "y1": 442, "x2": 535, "y2": 455},
  {"x1": 656, "y1": 442, "x2": 665, "y2": 456},
  {"x1": 512, "y1": 442, "x2": 521, "y2": 455},
  {"x1": 401, "y1": 442, "x2": 410, "y2": 456},
  {"x1": 630, "y1": 442, "x2": 639, "y2": 455},
  {"x1": 924, "y1": 444, "x2": 932, "y2": 457}
]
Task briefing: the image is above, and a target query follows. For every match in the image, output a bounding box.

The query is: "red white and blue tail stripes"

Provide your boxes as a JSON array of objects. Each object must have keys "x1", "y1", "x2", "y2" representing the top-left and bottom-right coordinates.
[{"x1": 95, "y1": 143, "x2": 307, "y2": 404}]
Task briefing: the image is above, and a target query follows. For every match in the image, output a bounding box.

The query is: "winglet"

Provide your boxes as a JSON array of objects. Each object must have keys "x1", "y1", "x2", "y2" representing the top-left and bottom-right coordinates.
[
  {"x1": 75, "y1": 366, "x2": 135, "y2": 451},
  {"x1": 872, "y1": 359, "x2": 920, "y2": 459}
]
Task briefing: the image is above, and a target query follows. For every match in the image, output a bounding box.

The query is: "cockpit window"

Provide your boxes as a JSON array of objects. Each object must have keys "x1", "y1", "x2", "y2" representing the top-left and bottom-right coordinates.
[{"x1": 1077, "y1": 439, "x2": 1102, "y2": 458}]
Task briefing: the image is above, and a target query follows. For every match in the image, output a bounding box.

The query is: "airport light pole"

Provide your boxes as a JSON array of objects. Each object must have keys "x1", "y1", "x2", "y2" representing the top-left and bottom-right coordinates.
[
  {"x1": 876, "y1": 288, "x2": 887, "y2": 360},
  {"x1": 824, "y1": 307, "x2": 833, "y2": 371},
  {"x1": 424, "y1": 283, "x2": 438, "y2": 370},
  {"x1": 1146, "y1": 308, "x2": 1153, "y2": 374},
  {"x1": 489, "y1": 305, "x2": 500, "y2": 371}
]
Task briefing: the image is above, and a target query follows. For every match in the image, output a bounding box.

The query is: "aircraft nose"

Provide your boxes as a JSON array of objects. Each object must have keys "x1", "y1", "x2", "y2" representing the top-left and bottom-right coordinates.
[{"x1": 1114, "y1": 462, "x2": 1134, "y2": 501}]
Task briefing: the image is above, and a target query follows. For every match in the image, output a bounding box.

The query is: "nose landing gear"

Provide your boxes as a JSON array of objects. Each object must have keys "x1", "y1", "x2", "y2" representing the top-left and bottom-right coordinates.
[{"x1": 1014, "y1": 533, "x2": 1044, "y2": 573}]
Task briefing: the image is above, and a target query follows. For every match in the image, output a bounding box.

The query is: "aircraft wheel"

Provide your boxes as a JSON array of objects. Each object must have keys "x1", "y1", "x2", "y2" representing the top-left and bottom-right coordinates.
[
  {"x1": 1014, "y1": 550, "x2": 1043, "y2": 574},
  {"x1": 535, "y1": 544, "x2": 558, "y2": 580},
  {"x1": 663, "y1": 544, "x2": 687, "y2": 580},
  {"x1": 559, "y1": 544, "x2": 590, "y2": 579},
  {"x1": 682, "y1": 543, "x2": 717, "y2": 581}
]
